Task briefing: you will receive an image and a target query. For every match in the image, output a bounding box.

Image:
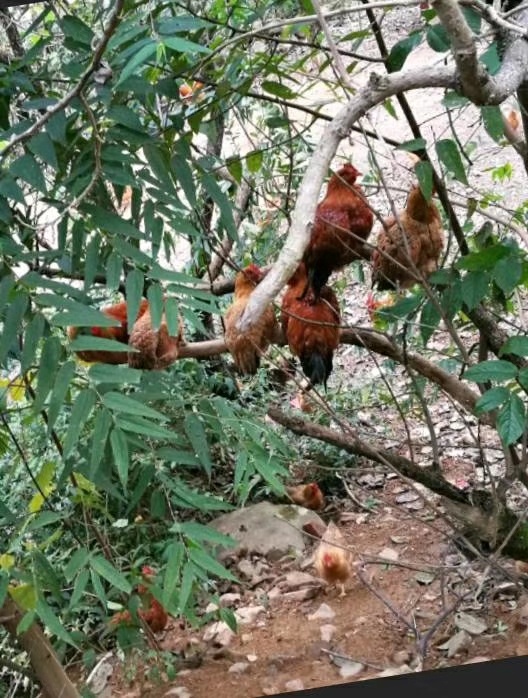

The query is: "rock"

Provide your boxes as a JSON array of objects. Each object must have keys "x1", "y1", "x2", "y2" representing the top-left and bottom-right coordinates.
[
  {"x1": 205, "y1": 602, "x2": 219, "y2": 614},
  {"x1": 211, "y1": 502, "x2": 325, "y2": 561},
  {"x1": 164, "y1": 689, "x2": 191, "y2": 698},
  {"x1": 241, "y1": 633, "x2": 252, "y2": 644},
  {"x1": 392, "y1": 649, "x2": 411, "y2": 665},
  {"x1": 307, "y1": 603, "x2": 336, "y2": 621},
  {"x1": 379, "y1": 547, "x2": 399, "y2": 562},
  {"x1": 261, "y1": 686, "x2": 279, "y2": 696},
  {"x1": 339, "y1": 661, "x2": 364, "y2": 679},
  {"x1": 86, "y1": 652, "x2": 114, "y2": 694},
  {"x1": 320, "y1": 624, "x2": 336, "y2": 642},
  {"x1": 203, "y1": 621, "x2": 236, "y2": 647},
  {"x1": 281, "y1": 571, "x2": 322, "y2": 591},
  {"x1": 247, "y1": 654, "x2": 258, "y2": 662},
  {"x1": 228, "y1": 662, "x2": 250, "y2": 674},
  {"x1": 463, "y1": 656, "x2": 490, "y2": 664},
  {"x1": 235, "y1": 605, "x2": 266, "y2": 625},
  {"x1": 282, "y1": 588, "x2": 319, "y2": 602},
  {"x1": 284, "y1": 679, "x2": 304, "y2": 692},
  {"x1": 454, "y1": 612, "x2": 487, "y2": 635},
  {"x1": 220, "y1": 593, "x2": 241, "y2": 607}
]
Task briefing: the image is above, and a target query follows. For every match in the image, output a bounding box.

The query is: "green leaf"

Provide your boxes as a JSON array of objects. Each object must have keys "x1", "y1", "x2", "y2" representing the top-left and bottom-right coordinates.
[
  {"x1": 178, "y1": 561, "x2": 195, "y2": 613},
  {"x1": 84, "y1": 234, "x2": 101, "y2": 292},
  {"x1": 106, "y1": 251, "x2": 123, "y2": 292},
  {"x1": 396, "y1": 138, "x2": 427, "y2": 153},
  {"x1": 456, "y1": 244, "x2": 511, "y2": 271},
  {"x1": 60, "y1": 14, "x2": 94, "y2": 45},
  {"x1": 116, "y1": 40, "x2": 158, "y2": 86},
  {"x1": 88, "y1": 364, "x2": 142, "y2": 384},
  {"x1": 64, "y1": 547, "x2": 91, "y2": 582},
  {"x1": 47, "y1": 360, "x2": 76, "y2": 432},
  {"x1": 464, "y1": 359, "x2": 518, "y2": 383},
  {"x1": 178, "y1": 521, "x2": 236, "y2": 548},
  {"x1": 70, "y1": 568, "x2": 89, "y2": 608},
  {"x1": 261, "y1": 81, "x2": 296, "y2": 99},
  {"x1": 90, "y1": 408, "x2": 112, "y2": 476},
  {"x1": 461, "y1": 6, "x2": 481, "y2": 33},
  {"x1": 90, "y1": 556, "x2": 132, "y2": 593},
  {"x1": 36, "y1": 599, "x2": 76, "y2": 646},
  {"x1": 116, "y1": 415, "x2": 181, "y2": 441},
  {"x1": 420, "y1": 299, "x2": 442, "y2": 345},
  {"x1": 32, "y1": 550, "x2": 62, "y2": 601},
  {"x1": 28, "y1": 132, "x2": 58, "y2": 170},
  {"x1": 102, "y1": 391, "x2": 168, "y2": 421},
  {"x1": 147, "y1": 283, "x2": 163, "y2": 331},
  {"x1": 500, "y1": 336, "x2": 528, "y2": 358},
  {"x1": 162, "y1": 542, "x2": 184, "y2": 609},
  {"x1": 426, "y1": 24, "x2": 451, "y2": 52},
  {"x1": 33, "y1": 337, "x2": 62, "y2": 411},
  {"x1": 70, "y1": 336, "x2": 131, "y2": 353},
  {"x1": 142, "y1": 143, "x2": 174, "y2": 188},
  {"x1": 474, "y1": 386, "x2": 509, "y2": 415},
  {"x1": 435, "y1": 139, "x2": 468, "y2": 184},
  {"x1": 0, "y1": 292, "x2": 28, "y2": 366},
  {"x1": 162, "y1": 36, "x2": 211, "y2": 55},
  {"x1": 493, "y1": 255, "x2": 522, "y2": 295},
  {"x1": 414, "y1": 161, "x2": 433, "y2": 200},
  {"x1": 481, "y1": 106, "x2": 505, "y2": 144},
  {"x1": 480, "y1": 42, "x2": 501, "y2": 75},
  {"x1": 200, "y1": 174, "x2": 237, "y2": 240},
  {"x1": 21, "y1": 313, "x2": 45, "y2": 372},
  {"x1": 125, "y1": 270, "x2": 144, "y2": 331},
  {"x1": 188, "y1": 547, "x2": 238, "y2": 582},
  {"x1": 246, "y1": 150, "x2": 263, "y2": 174},
  {"x1": 227, "y1": 159, "x2": 243, "y2": 184},
  {"x1": 518, "y1": 367, "x2": 528, "y2": 391},
  {"x1": 49, "y1": 305, "x2": 121, "y2": 328},
  {"x1": 63, "y1": 389, "x2": 97, "y2": 458},
  {"x1": 89, "y1": 207, "x2": 145, "y2": 240},
  {"x1": 10, "y1": 153, "x2": 47, "y2": 193},
  {"x1": 460, "y1": 271, "x2": 489, "y2": 310},
  {"x1": 386, "y1": 32, "x2": 422, "y2": 72},
  {"x1": 110, "y1": 427, "x2": 130, "y2": 489},
  {"x1": 497, "y1": 393, "x2": 526, "y2": 445},
  {"x1": 184, "y1": 413, "x2": 212, "y2": 476}
]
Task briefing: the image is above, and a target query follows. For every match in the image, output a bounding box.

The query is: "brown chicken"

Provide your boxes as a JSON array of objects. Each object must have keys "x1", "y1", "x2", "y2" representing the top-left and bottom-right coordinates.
[
  {"x1": 281, "y1": 262, "x2": 340, "y2": 389},
  {"x1": 67, "y1": 299, "x2": 150, "y2": 364},
  {"x1": 302, "y1": 163, "x2": 373, "y2": 302},
  {"x1": 223, "y1": 264, "x2": 278, "y2": 375},
  {"x1": 371, "y1": 184, "x2": 444, "y2": 291},
  {"x1": 110, "y1": 566, "x2": 169, "y2": 633},
  {"x1": 128, "y1": 304, "x2": 184, "y2": 370},
  {"x1": 313, "y1": 521, "x2": 353, "y2": 597},
  {"x1": 286, "y1": 482, "x2": 325, "y2": 511}
]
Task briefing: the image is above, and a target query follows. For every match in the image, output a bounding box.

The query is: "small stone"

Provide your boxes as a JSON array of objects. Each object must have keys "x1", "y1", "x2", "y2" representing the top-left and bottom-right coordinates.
[
  {"x1": 282, "y1": 571, "x2": 321, "y2": 590},
  {"x1": 241, "y1": 633, "x2": 252, "y2": 644},
  {"x1": 392, "y1": 650, "x2": 411, "y2": 665},
  {"x1": 235, "y1": 605, "x2": 265, "y2": 625},
  {"x1": 463, "y1": 656, "x2": 490, "y2": 664},
  {"x1": 261, "y1": 686, "x2": 278, "y2": 696},
  {"x1": 219, "y1": 593, "x2": 241, "y2": 607},
  {"x1": 228, "y1": 662, "x2": 250, "y2": 674},
  {"x1": 203, "y1": 621, "x2": 236, "y2": 647},
  {"x1": 282, "y1": 588, "x2": 319, "y2": 602},
  {"x1": 379, "y1": 547, "x2": 399, "y2": 562},
  {"x1": 284, "y1": 679, "x2": 304, "y2": 692},
  {"x1": 320, "y1": 624, "x2": 336, "y2": 643},
  {"x1": 247, "y1": 654, "x2": 258, "y2": 662},
  {"x1": 164, "y1": 689, "x2": 191, "y2": 698},
  {"x1": 205, "y1": 602, "x2": 219, "y2": 614},
  {"x1": 307, "y1": 603, "x2": 335, "y2": 621}
]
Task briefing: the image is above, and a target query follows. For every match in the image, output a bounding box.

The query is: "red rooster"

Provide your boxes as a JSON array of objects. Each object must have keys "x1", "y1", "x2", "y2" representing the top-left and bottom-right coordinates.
[
  {"x1": 281, "y1": 262, "x2": 341, "y2": 389},
  {"x1": 302, "y1": 163, "x2": 373, "y2": 302},
  {"x1": 110, "y1": 565, "x2": 168, "y2": 634}
]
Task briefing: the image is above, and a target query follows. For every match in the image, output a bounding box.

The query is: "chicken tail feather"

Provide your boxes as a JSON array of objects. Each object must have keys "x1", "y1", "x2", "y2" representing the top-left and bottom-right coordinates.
[{"x1": 300, "y1": 351, "x2": 331, "y2": 389}]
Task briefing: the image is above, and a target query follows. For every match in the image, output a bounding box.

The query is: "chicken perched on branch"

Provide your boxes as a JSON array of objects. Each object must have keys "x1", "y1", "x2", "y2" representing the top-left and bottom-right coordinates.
[
  {"x1": 313, "y1": 521, "x2": 353, "y2": 597},
  {"x1": 371, "y1": 183, "x2": 444, "y2": 292},
  {"x1": 281, "y1": 262, "x2": 340, "y2": 389},
  {"x1": 223, "y1": 264, "x2": 278, "y2": 375},
  {"x1": 67, "y1": 299, "x2": 149, "y2": 364},
  {"x1": 286, "y1": 482, "x2": 325, "y2": 511},
  {"x1": 128, "y1": 304, "x2": 184, "y2": 370},
  {"x1": 302, "y1": 163, "x2": 373, "y2": 302},
  {"x1": 110, "y1": 565, "x2": 169, "y2": 634}
]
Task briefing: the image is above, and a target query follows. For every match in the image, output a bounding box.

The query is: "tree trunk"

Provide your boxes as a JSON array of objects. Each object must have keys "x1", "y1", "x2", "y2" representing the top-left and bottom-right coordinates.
[{"x1": 0, "y1": 597, "x2": 80, "y2": 698}]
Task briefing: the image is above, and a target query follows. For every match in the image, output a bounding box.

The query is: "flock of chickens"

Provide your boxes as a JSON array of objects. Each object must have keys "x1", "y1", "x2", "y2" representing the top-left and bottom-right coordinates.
[{"x1": 68, "y1": 160, "x2": 445, "y2": 393}]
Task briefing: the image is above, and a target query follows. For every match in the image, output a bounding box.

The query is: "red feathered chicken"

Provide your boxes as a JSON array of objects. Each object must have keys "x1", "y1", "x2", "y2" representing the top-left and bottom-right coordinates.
[
  {"x1": 67, "y1": 299, "x2": 149, "y2": 364},
  {"x1": 302, "y1": 163, "x2": 373, "y2": 302},
  {"x1": 281, "y1": 262, "x2": 340, "y2": 389},
  {"x1": 110, "y1": 565, "x2": 169, "y2": 634},
  {"x1": 223, "y1": 264, "x2": 278, "y2": 375},
  {"x1": 286, "y1": 482, "x2": 325, "y2": 511},
  {"x1": 371, "y1": 183, "x2": 444, "y2": 291},
  {"x1": 128, "y1": 304, "x2": 184, "y2": 370}
]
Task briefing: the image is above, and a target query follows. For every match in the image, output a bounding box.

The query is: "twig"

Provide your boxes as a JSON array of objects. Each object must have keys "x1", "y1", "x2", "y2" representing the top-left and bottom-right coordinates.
[
  {"x1": 320, "y1": 648, "x2": 385, "y2": 672},
  {"x1": 0, "y1": 0, "x2": 125, "y2": 159}
]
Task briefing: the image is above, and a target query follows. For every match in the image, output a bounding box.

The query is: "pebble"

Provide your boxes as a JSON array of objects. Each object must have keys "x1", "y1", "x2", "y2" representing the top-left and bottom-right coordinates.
[
  {"x1": 320, "y1": 624, "x2": 336, "y2": 643},
  {"x1": 203, "y1": 621, "x2": 236, "y2": 647},
  {"x1": 164, "y1": 689, "x2": 191, "y2": 698},
  {"x1": 284, "y1": 679, "x2": 304, "y2": 692},
  {"x1": 235, "y1": 605, "x2": 266, "y2": 625},
  {"x1": 307, "y1": 603, "x2": 336, "y2": 621},
  {"x1": 228, "y1": 662, "x2": 250, "y2": 674}
]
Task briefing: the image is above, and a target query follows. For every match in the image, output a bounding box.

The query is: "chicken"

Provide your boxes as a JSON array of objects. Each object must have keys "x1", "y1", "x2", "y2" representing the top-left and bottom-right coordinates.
[
  {"x1": 67, "y1": 299, "x2": 149, "y2": 364},
  {"x1": 302, "y1": 163, "x2": 373, "y2": 302},
  {"x1": 110, "y1": 566, "x2": 169, "y2": 633},
  {"x1": 371, "y1": 183, "x2": 444, "y2": 291},
  {"x1": 223, "y1": 264, "x2": 278, "y2": 375},
  {"x1": 128, "y1": 305, "x2": 184, "y2": 370},
  {"x1": 281, "y1": 262, "x2": 340, "y2": 389},
  {"x1": 313, "y1": 521, "x2": 353, "y2": 597},
  {"x1": 286, "y1": 482, "x2": 325, "y2": 511}
]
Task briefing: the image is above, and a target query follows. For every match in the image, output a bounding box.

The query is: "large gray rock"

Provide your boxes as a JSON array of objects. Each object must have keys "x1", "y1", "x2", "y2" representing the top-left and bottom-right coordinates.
[{"x1": 210, "y1": 502, "x2": 324, "y2": 561}]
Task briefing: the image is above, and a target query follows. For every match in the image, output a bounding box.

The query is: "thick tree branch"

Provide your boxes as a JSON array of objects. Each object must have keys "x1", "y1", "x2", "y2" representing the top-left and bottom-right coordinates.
[
  {"x1": 0, "y1": 0, "x2": 124, "y2": 159},
  {"x1": 236, "y1": 64, "x2": 456, "y2": 333},
  {"x1": 433, "y1": 0, "x2": 528, "y2": 105}
]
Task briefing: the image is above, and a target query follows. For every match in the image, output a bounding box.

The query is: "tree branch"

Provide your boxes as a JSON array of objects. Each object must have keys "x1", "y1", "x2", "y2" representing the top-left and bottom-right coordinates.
[{"x1": 0, "y1": 0, "x2": 125, "y2": 159}]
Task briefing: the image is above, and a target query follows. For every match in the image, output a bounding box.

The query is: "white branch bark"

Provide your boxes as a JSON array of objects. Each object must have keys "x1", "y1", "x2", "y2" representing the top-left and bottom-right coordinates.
[{"x1": 237, "y1": 64, "x2": 456, "y2": 333}]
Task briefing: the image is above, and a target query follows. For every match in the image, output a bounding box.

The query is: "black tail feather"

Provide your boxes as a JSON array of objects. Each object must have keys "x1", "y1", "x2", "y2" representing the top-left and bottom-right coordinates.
[{"x1": 300, "y1": 351, "x2": 333, "y2": 390}]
